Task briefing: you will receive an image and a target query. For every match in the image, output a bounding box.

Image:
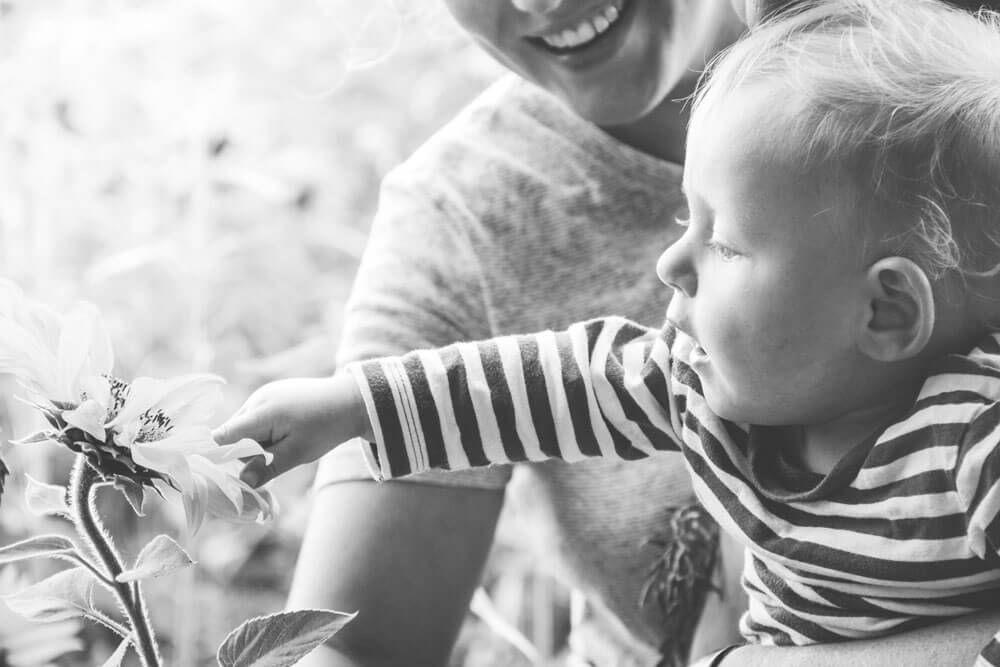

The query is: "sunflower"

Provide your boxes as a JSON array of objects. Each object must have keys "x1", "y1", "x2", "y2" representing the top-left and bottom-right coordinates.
[{"x1": 0, "y1": 282, "x2": 274, "y2": 531}]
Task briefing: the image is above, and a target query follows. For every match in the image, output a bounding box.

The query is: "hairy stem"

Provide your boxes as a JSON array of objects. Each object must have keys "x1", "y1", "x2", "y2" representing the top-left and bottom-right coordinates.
[
  {"x1": 69, "y1": 456, "x2": 160, "y2": 667},
  {"x1": 55, "y1": 552, "x2": 116, "y2": 589},
  {"x1": 86, "y1": 609, "x2": 132, "y2": 639}
]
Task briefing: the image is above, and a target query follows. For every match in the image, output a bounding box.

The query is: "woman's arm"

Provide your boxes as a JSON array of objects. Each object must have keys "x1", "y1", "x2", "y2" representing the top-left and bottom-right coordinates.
[
  {"x1": 285, "y1": 165, "x2": 512, "y2": 665},
  {"x1": 288, "y1": 480, "x2": 505, "y2": 667},
  {"x1": 711, "y1": 610, "x2": 1000, "y2": 667}
]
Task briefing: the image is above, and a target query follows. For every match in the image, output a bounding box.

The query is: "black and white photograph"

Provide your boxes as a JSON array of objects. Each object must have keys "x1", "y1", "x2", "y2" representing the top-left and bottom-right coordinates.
[{"x1": 2, "y1": 1, "x2": 1000, "y2": 665}]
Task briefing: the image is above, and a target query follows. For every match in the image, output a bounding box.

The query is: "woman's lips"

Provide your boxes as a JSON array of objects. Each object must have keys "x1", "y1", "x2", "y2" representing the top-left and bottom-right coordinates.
[
  {"x1": 524, "y1": 0, "x2": 636, "y2": 64},
  {"x1": 527, "y1": 0, "x2": 628, "y2": 54}
]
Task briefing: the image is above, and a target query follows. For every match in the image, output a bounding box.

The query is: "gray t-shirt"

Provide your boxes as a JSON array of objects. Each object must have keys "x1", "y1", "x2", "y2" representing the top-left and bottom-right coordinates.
[{"x1": 316, "y1": 74, "x2": 699, "y2": 661}]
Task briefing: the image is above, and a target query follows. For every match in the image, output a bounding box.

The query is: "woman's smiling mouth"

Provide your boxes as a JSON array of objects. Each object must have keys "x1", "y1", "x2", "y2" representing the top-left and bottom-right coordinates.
[{"x1": 527, "y1": 0, "x2": 630, "y2": 54}]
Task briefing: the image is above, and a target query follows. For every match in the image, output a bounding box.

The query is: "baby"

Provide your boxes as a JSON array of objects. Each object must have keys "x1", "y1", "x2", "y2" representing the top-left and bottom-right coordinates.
[{"x1": 215, "y1": 0, "x2": 1000, "y2": 661}]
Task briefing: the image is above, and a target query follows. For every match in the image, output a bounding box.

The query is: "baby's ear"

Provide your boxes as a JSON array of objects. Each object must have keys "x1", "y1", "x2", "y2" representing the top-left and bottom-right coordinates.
[{"x1": 857, "y1": 256, "x2": 935, "y2": 362}]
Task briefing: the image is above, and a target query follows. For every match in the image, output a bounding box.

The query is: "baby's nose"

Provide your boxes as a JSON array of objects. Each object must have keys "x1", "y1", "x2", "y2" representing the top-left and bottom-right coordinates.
[
  {"x1": 511, "y1": 0, "x2": 564, "y2": 13},
  {"x1": 656, "y1": 244, "x2": 696, "y2": 298}
]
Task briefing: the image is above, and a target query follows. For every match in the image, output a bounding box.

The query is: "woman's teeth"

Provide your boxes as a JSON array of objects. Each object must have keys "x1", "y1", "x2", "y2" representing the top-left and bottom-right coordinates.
[{"x1": 540, "y1": 2, "x2": 624, "y2": 51}]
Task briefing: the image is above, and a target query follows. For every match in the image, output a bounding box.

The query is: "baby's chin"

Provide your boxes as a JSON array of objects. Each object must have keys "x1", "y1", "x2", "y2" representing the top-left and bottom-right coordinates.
[
  {"x1": 699, "y1": 382, "x2": 747, "y2": 423},
  {"x1": 700, "y1": 381, "x2": 784, "y2": 426}
]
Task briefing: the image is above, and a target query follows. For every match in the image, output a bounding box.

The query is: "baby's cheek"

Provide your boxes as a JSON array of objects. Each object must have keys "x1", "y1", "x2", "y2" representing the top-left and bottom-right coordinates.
[{"x1": 721, "y1": 315, "x2": 790, "y2": 384}]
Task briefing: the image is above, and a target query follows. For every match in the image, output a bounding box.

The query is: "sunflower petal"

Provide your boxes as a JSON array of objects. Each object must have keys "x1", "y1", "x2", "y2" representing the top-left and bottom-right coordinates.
[
  {"x1": 79, "y1": 375, "x2": 111, "y2": 407},
  {"x1": 190, "y1": 455, "x2": 247, "y2": 515},
  {"x1": 110, "y1": 374, "x2": 223, "y2": 429},
  {"x1": 182, "y1": 481, "x2": 207, "y2": 536},
  {"x1": 150, "y1": 374, "x2": 224, "y2": 425},
  {"x1": 141, "y1": 426, "x2": 218, "y2": 456},
  {"x1": 0, "y1": 318, "x2": 61, "y2": 399},
  {"x1": 130, "y1": 443, "x2": 195, "y2": 490},
  {"x1": 57, "y1": 303, "x2": 114, "y2": 401},
  {"x1": 105, "y1": 377, "x2": 166, "y2": 428},
  {"x1": 62, "y1": 399, "x2": 108, "y2": 442},
  {"x1": 202, "y1": 438, "x2": 273, "y2": 466}
]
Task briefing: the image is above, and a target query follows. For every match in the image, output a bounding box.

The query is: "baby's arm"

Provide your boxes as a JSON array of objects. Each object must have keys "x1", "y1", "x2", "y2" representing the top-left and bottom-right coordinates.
[
  {"x1": 705, "y1": 610, "x2": 1000, "y2": 667},
  {"x1": 347, "y1": 315, "x2": 683, "y2": 481},
  {"x1": 953, "y1": 398, "x2": 1000, "y2": 666},
  {"x1": 215, "y1": 316, "x2": 684, "y2": 486}
]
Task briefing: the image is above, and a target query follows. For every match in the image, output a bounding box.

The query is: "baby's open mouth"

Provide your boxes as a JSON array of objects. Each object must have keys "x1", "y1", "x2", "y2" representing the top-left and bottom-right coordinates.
[{"x1": 526, "y1": 0, "x2": 631, "y2": 54}]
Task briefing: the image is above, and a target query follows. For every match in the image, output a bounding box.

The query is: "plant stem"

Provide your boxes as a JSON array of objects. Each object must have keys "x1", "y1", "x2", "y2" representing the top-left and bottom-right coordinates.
[
  {"x1": 86, "y1": 609, "x2": 133, "y2": 639},
  {"x1": 69, "y1": 456, "x2": 161, "y2": 667}
]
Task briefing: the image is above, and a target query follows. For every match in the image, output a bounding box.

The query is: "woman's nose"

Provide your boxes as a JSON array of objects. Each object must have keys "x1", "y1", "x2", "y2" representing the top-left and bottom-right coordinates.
[
  {"x1": 511, "y1": 0, "x2": 563, "y2": 13},
  {"x1": 656, "y1": 241, "x2": 696, "y2": 298}
]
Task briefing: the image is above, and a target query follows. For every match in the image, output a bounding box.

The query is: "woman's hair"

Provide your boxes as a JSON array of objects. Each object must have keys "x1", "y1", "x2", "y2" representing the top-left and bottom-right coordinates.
[{"x1": 694, "y1": 0, "x2": 1000, "y2": 279}]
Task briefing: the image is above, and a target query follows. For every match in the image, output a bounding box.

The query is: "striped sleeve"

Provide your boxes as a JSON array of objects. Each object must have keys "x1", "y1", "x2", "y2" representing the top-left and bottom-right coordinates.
[
  {"x1": 954, "y1": 399, "x2": 1000, "y2": 667},
  {"x1": 345, "y1": 316, "x2": 685, "y2": 480},
  {"x1": 955, "y1": 401, "x2": 1000, "y2": 558}
]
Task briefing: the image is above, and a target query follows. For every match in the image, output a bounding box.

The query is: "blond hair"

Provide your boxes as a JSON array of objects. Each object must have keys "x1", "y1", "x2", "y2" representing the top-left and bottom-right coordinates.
[{"x1": 693, "y1": 0, "x2": 1000, "y2": 279}]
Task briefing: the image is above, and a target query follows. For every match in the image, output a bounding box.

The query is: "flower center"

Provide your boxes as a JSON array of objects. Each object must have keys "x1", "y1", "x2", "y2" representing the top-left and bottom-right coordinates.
[
  {"x1": 106, "y1": 375, "x2": 130, "y2": 421},
  {"x1": 135, "y1": 408, "x2": 174, "y2": 443},
  {"x1": 77, "y1": 374, "x2": 131, "y2": 422}
]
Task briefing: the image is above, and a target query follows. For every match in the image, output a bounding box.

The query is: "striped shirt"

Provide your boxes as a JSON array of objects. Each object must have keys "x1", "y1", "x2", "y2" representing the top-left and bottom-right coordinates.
[{"x1": 348, "y1": 316, "x2": 1000, "y2": 662}]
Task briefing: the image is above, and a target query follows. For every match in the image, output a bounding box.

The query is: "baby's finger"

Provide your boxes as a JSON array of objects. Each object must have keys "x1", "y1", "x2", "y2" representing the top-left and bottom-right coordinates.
[
  {"x1": 240, "y1": 454, "x2": 279, "y2": 488},
  {"x1": 213, "y1": 410, "x2": 266, "y2": 446}
]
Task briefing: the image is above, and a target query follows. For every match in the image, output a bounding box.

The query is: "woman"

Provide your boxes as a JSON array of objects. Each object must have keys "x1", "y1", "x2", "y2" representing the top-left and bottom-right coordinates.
[
  {"x1": 287, "y1": 1, "x2": 1000, "y2": 665},
  {"x1": 290, "y1": 2, "x2": 744, "y2": 664}
]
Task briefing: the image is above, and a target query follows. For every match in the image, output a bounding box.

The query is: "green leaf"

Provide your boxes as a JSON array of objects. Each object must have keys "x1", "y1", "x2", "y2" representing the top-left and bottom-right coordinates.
[
  {"x1": 116, "y1": 534, "x2": 194, "y2": 583},
  {"x1": 99, "y1": 637, "x2": 131, "y2": 667},
  {"x1": 2, "y1": 567, "x2": 97, "y2": 622},
  {"x1": 216, "y1": 609, "x2": 356, "y2": 667},
  {"x1": 0, "y1": 534, "x2": 76, "y2": 564},
  {"x1": 112, "y1": 476, "x2": 146, "y2": 516},
  {"x1": 24, "y1": 474, "x2": 70, "y2": 516}
]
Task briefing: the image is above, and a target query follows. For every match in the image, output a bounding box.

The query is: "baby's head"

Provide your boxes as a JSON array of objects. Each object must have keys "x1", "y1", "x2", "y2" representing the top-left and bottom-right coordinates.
[{"x1": 659, "y1": 0, "x2": 1000, "y2": 426}]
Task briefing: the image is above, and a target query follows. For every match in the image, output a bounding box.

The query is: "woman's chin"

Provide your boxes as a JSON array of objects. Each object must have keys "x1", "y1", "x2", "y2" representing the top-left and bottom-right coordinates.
[{"x1": 559, "y1": 84, "x2": 661, "y2": 127}]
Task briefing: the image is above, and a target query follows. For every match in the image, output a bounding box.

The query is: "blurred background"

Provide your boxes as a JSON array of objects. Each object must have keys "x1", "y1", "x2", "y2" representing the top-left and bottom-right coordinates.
[{"x1": 0, "y1": 1, "x2": 571, "y2": 664}]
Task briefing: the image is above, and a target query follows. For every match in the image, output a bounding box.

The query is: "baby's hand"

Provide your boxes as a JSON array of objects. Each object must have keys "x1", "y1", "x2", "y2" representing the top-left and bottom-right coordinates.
[{"x1": 212, "y1": 373, "x2": 371, "y2": 487}]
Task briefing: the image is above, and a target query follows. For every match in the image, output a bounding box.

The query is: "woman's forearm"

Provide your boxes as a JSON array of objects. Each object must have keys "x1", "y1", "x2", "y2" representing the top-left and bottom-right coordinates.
[
  {"x1": 288, "y1": 480, "x2": 506, "y2": 667},
  {"x1": 718, "y1": 609, "x2": 1000, "y2": 667}
]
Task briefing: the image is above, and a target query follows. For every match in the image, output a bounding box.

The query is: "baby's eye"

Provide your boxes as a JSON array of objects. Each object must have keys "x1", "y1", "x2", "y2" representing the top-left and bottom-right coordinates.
[{"x1": 706, "y1": 239, "x2": 740, "y2": 261}]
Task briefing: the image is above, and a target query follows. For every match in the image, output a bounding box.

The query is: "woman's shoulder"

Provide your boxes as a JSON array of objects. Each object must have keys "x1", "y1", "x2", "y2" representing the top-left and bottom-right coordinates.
[
  {"x1": 438, "y1": 75, "x2": 591, "y2": 150},
  {"x1": 396, "y1": 75, "x2": 601, "y2": 182},
  {"x1": 384, "y1": 75, "x2": 682, "y2": 228}
]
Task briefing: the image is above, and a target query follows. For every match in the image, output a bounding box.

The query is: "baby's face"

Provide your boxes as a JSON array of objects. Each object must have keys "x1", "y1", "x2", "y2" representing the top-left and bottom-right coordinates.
[{"x1": 658, "y1": 88, "x2": 872, "y2": 426}]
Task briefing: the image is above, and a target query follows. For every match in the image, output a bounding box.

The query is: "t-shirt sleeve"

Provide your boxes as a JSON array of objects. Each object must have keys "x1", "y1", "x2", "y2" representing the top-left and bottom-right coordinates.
[
  {"x1": 347, "y1": 316, "x2": 685, "y2": 480},
  {"x1": 335, "y1": 170, "x2": 494, "y2": 365},
  {"x1": 953, "y1": 401, "x2": 1000, "y2": 666},
  {"x1": 318, "y1": 168, "x2": 511, "y2": 490}
]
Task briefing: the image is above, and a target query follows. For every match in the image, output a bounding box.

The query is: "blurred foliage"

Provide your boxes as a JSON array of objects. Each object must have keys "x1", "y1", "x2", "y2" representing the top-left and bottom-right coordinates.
[
  {"x1": 0, "y1": 0, "x2": 498, "y2": 381},
  {"x1": 0, "y1": 0, "x2": 572, "y2": 664}
]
